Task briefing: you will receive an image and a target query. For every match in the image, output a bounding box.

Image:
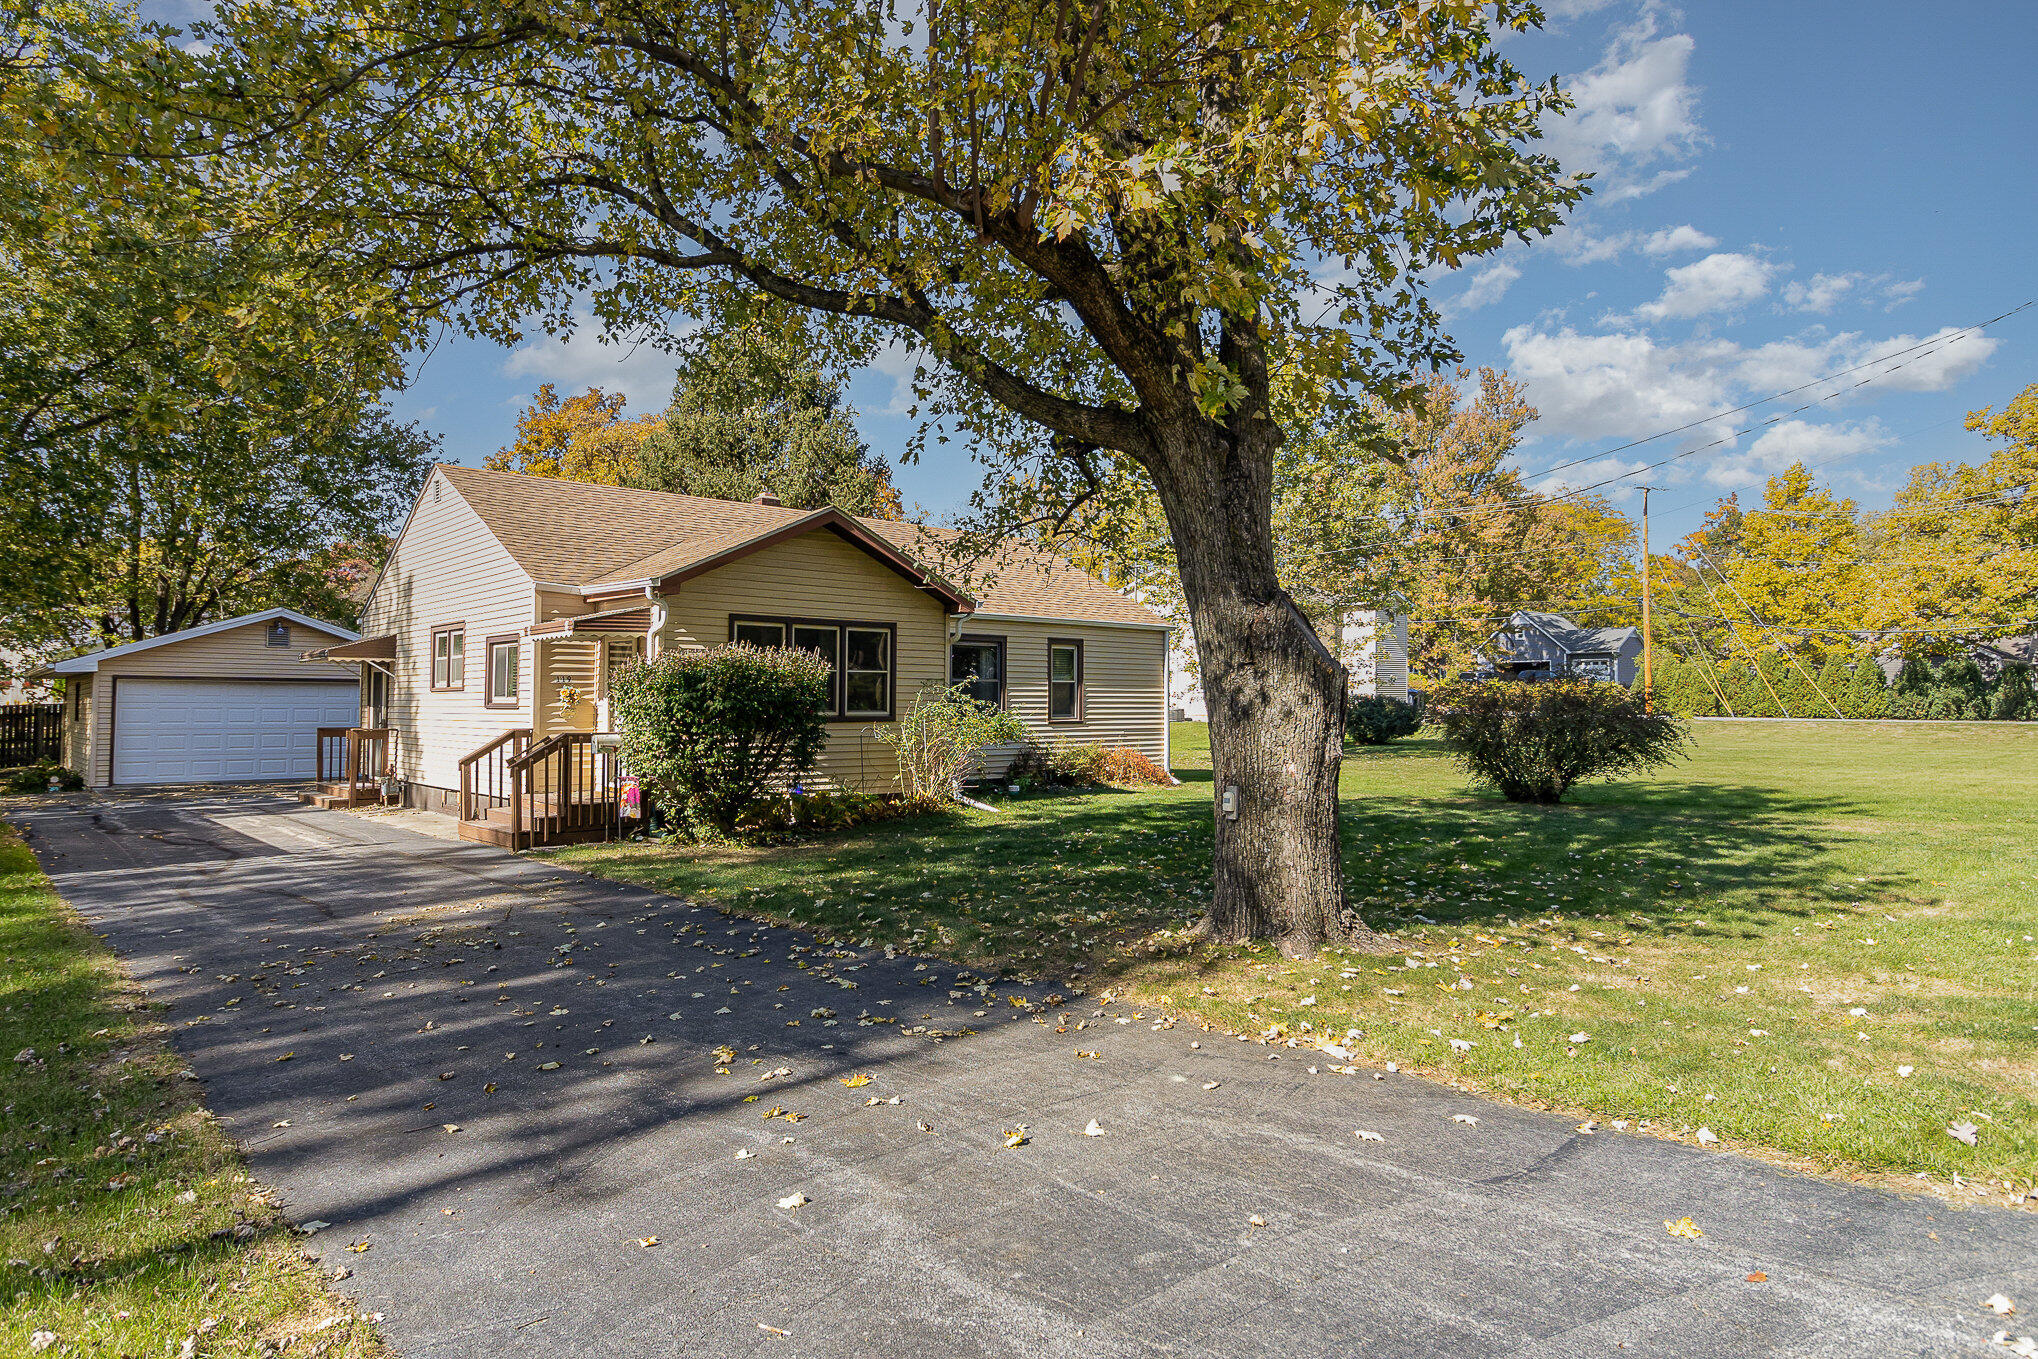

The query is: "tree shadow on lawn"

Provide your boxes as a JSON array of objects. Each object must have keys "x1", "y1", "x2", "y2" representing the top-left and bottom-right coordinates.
[{"x1": 574, "y1": 770, "x2": 1908, "y2": 984}]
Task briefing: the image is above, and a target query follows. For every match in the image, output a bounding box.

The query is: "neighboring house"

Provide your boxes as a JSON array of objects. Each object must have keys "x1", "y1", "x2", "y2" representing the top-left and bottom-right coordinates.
[
  {"x1": 318, "y1": 465, "x2": 1173, "y2": 843},
  {"x1": 1169, "y1": 607, "x2": 1408, "y2": 721},
  {"x1": 1481, "y1": 610, "x2": 1643, "y2": 685},
  {"x1": 29, "y1": 608, "x2": 362, "y2": 786},
  {"x1": 1, "y1": 647, "x2": 54, "y2": 704},
  {"x1": 1876, "y1": 632, "x2": 2038, "y2": 683}
]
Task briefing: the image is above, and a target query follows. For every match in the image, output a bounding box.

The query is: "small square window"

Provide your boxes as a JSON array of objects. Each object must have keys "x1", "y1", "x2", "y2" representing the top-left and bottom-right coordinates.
[
  {"x1": 487, "y1": 638, "x2": 519, "y2": 705},
  {"x1": 431, "y1": 625, "x2": 465, "y2": 690}
]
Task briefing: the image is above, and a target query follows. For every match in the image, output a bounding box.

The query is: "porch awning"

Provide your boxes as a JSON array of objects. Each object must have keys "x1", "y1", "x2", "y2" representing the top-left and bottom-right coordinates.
[
  {"x1": 304, "y1": 634, "x2": 396, "y2": 662},
  {"x1": 526, "y1": 605, "x2": 654, "y2": 639}
]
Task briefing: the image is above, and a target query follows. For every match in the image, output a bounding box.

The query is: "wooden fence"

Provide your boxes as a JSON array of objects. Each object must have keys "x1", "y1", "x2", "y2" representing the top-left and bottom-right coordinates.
[{"x1": 0, "y1": 703, "x2": 64, "y2": 767}]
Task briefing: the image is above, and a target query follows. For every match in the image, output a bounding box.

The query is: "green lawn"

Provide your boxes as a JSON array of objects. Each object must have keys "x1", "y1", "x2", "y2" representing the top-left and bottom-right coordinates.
[
  {"x1": 550, "y1": 720, "x2": 2038, "y2": 1194},
  {"x1": 0, "y1": 822, "x2": 383, "y2": 1358}
]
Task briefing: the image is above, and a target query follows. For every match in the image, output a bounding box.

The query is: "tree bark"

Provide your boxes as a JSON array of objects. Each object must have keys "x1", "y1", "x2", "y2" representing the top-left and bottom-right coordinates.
[{"x1": 1147, "y1": 414, "x2": 1382, "y2": 957}]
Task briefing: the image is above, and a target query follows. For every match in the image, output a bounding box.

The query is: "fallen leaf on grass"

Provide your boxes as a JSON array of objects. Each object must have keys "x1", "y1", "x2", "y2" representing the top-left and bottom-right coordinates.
[
  {"x1": 1664, "y1": 1217, "x2": 1704, "y2": 1240},
  {"x1": 1695, "y1": 1128, "x2": 1719, "y2": 1145},
  {"x1": 1948, "y1": 1122, "x2": 1979, "y2": 1146}
]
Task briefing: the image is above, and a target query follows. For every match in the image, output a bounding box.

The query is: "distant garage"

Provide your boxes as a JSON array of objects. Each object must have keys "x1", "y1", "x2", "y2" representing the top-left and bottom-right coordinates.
[{"x1": 34, "y1": 608, "x2": 363, "y2": 789}]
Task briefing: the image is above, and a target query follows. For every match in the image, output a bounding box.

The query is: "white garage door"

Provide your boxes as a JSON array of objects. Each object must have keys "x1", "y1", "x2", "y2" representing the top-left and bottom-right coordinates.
[{"x1": 113, "y1": 679, "x2": 361, "y2": 785}]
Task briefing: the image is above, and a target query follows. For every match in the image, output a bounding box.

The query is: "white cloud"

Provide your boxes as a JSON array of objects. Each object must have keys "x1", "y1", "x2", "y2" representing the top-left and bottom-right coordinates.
[
  {"x1": 1545, "y1": 11, "x2": 1704, "y2": 197},
  {"x1": 1642, "y1": 224, "x2": 1718, "y2": 256},
  {"x1": 1882, "y1": 278, "x2": 1926, "y2": 308},
  {"x1": 1706, "y1": 418, "x2": 1891, "y2": 487},
  {"x1": 865, "y1": 336, "x2": 931, "y2": 417},
  {"x1": 1635, "y1": 252, "x2": 1776, "y2": 321},
  {"x1": 502, "y1": 310, "x2": 686, "y2": 412},
  {"x1": 1445, "y1": 261, "x2": 1523, "y2": 316},
  {"x1": 1783, "y1": 272, "x2": 1857, "y2": 313},
  {"x1": 1500, "y1": 322, "x2": 1999, "y2": 448},
  {"x1": 1547, "y1": 224, "x2": 1632, "y2": 265}
]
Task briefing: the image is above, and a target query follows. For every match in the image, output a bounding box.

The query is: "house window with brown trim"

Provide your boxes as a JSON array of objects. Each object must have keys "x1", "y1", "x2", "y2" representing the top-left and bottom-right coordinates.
[
  {"x1": 951, "y1": 636, "x2": 1005, "y2": 708},
  {"x1": 728, "y1": 616, "x2": 895, "y2": 720},
  {"x1": 1048, "y1": 640, "x2": 1083, "y2": 722},
  {"x1": 485, "y1": 636, "x2": 520, "y2": 706},
  {"x1": 431, "y1": 624, "x2": 465, "y2": 690}
]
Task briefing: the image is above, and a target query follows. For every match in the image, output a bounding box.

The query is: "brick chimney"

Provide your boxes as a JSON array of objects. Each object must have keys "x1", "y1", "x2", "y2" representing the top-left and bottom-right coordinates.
[{"x1": 753, "y1": 490, "x2": 782, "y2": 506}]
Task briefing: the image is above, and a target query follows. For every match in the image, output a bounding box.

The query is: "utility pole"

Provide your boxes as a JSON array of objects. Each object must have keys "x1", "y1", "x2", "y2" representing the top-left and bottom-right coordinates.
[{"x1": 1640, "y1": 487, "x2": 1655, "y2": 713}]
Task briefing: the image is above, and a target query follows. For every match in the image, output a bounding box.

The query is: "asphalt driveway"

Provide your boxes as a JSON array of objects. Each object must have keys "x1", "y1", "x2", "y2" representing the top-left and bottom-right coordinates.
[{"x1": 15, "y1": 792, "x2": 2035, "y2": 1358}]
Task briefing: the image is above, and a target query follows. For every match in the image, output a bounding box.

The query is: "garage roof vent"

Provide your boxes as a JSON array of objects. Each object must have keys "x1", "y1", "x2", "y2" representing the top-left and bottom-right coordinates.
[{"x1": 267, "y1": 622, "x2": 291, "y2": 647}]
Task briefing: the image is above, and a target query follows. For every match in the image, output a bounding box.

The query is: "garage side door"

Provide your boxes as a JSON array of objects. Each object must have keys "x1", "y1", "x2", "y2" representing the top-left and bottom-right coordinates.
[{"x1": 112, "y1": 679, "x2": 361, "y2": 785}]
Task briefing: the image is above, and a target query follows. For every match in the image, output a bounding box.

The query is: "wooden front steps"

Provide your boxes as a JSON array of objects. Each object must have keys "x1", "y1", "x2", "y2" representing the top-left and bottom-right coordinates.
[{"x1": 302, "y1": 781, "x2": 384, "y2": 810}]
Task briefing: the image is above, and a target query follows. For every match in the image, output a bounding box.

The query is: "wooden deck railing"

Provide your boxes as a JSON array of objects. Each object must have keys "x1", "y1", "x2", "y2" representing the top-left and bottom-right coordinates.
[
  {"x1": 314, "y1": 727, "x2": 393, "y2": 807},
  {"x1": 506, "y1": 731, "x2": 622, "y2": 843},
  {"x1": 458, "y1": 728, "x2": 531, "y2": 823}
]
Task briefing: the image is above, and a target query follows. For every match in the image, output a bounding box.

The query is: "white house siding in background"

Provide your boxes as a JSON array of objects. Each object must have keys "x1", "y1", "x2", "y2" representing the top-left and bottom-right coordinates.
[
  {"x1": 1170, "y1": 608, "x2": 1407, "y2": 721},
  {"x1": 1341, "y1": 611, "x2": 1410, "y2": 700},
  {"x1": 356, "y1": 468, "x2": 538, "y2": 798}
]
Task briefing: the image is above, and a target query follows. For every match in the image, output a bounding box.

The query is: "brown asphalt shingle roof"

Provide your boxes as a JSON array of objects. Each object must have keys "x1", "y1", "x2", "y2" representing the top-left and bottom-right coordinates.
[{"x1": 436, "y1": 464, "x2": 1168, "y2": 630}]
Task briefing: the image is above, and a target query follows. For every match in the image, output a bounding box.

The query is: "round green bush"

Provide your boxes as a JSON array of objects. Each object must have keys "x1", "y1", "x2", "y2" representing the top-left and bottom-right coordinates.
[
  {"x1": 1345, "y1": 695, "x2": 1423, "y2": 745},
  {"x1": 1429, "y1": 678, "x2": 1689, "y2": 803},
  {"x1": 608, "y1": 642, "x2": 830, "y2": 838}
]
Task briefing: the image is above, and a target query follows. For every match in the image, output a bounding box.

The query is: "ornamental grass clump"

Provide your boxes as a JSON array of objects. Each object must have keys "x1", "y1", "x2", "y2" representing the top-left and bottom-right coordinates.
[
  {"x1": 1429, "y1": 678, "x2": 1688, "y2": 804},
  {"x1": 873, "y1": 683, "x2": 1027, "y2": 802},
  {"x1": 609, "y1": 643, "x2": 830, "y2": 837}
]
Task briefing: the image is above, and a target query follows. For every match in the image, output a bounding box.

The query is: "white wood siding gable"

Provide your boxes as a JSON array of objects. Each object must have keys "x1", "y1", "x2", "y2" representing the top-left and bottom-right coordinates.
[{"x1": 358, "y1": 468, "x2": 538, "y2": 792}]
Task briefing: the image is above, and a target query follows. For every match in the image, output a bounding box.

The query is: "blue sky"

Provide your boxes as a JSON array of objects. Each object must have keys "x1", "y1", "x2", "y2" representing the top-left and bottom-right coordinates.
[{"x1": 354, "y1": 1, "x2": 2036, "y2": 544}]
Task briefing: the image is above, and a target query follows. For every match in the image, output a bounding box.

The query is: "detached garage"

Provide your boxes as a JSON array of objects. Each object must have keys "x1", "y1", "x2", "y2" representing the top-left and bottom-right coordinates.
[{"x1": 35, "y1": 608, "x2": 363, "y2": 788}]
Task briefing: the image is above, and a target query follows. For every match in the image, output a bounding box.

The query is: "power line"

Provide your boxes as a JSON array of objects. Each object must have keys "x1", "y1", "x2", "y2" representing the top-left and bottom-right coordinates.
[{"x1": 1511, "y1": 298, "x2": 2035, "y2": 485}]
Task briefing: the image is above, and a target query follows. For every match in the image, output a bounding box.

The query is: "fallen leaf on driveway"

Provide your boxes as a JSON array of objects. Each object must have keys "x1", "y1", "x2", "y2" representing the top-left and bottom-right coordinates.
[
  {"x1": 916, "y1": 1121, "x2": 934, "y2": 1134},
  {"x1": 1986, "y1": 1295, "x2": 2017, "y2": 1317},
  {"x1": 1074, "y1": 1050, "x2": 1100, "y2": 1060},
  {"x1": 437, "y1": 1072, "x2": 456, "y2": 1081},
  {"x1": 759, "y1": 1324, "x2": 790, "y2": 1337},
  {"x1": 776, "y1": 1193, "x2": 809, "y2": 1210},
  {"x1": 1082, "y1": 1120, "x2": 1105, "y2": 1137},
  {"x1": 1355, "y1": 1130, "x2": 1384, "y2": 1142},
  {"x1": 1948, "y1": 1121, "x2": 1979, "y2": 1146},
  {"x1": 638, "y1": 1237, "x2": 659, "y2": 1248},
  {"x1": 1575, "y1": 1122, "x2": 1599, "y2": 1135},
  {"x1": 347, "y1": 1241, "x2": 371, "y2": 1253},
  {"x1": 539, "y1": 1061, "x2": 561, "y2": 1071},
  {"x1": 1992, "y1": 1333, "x2": 2038, "y2": 1357},
  {"x1": 841, "y1": 1073, "x2": 872, "y2": 1088},
  {"x1": 296, "y1": 1221, "x2": 329, "y2": 1234},
  {"x1": 441, "y1": 1124, "x2": 461, "y2": 1134},
  {"x1": 1247, "y1": 1215, "x2": 1266, "y2": 1228},
  {"x1": 734, "y1": 1149, "x2": 755, "y2": 1160},
  {"x1": 1452, "y1": 1114, "x2": 1479, "y2": 1126},
  {"x1": 1664, "y1": 1217, "x2": 1703, "y2": 1239},
  {"x1": 1003, "y1": 1127, "x2": 1029, "y2": 1147},
  {"x1": 276, "y1": 1052, "x2": 294, "y2": 1062},
  {"x1": 1747, "y1": 1272, "x2": 1767, "y2": 1283},
  {"x1": 712, "y1": 1045, "x2": 736, "y2": 1064}
]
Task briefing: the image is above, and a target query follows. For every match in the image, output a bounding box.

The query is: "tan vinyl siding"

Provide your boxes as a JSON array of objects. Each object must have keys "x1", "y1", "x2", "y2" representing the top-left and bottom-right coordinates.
[
  {"x1": 966, "y1": 617, "x2": 1169, "y2": 778},
  {"x1": 536, "y1": 639, "x2": 601, "y2": 736},
  {"x1": 63, "y1": 677, "x2": 91, "y2": 774},
  {"x1": 85, "y1": 620, "x2": 357, "y2": 787},
  {"x1": 653, "y1": 528, "x2": 952, "y2": 793},
  {"x1": 359, "y1": 469, "x2": 538, "y2": 791}
]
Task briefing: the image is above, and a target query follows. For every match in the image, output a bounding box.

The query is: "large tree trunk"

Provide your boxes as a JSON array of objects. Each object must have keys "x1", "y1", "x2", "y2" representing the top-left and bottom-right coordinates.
[{"x1": 1148, "y1": 417, "x2": 1383, "y2": 957}]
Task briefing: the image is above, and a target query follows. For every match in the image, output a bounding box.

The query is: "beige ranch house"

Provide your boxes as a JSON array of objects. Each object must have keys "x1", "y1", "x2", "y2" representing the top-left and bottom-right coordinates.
[{"x1": 312, "y1": 465, "x2": 1172, "y2": 847}]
